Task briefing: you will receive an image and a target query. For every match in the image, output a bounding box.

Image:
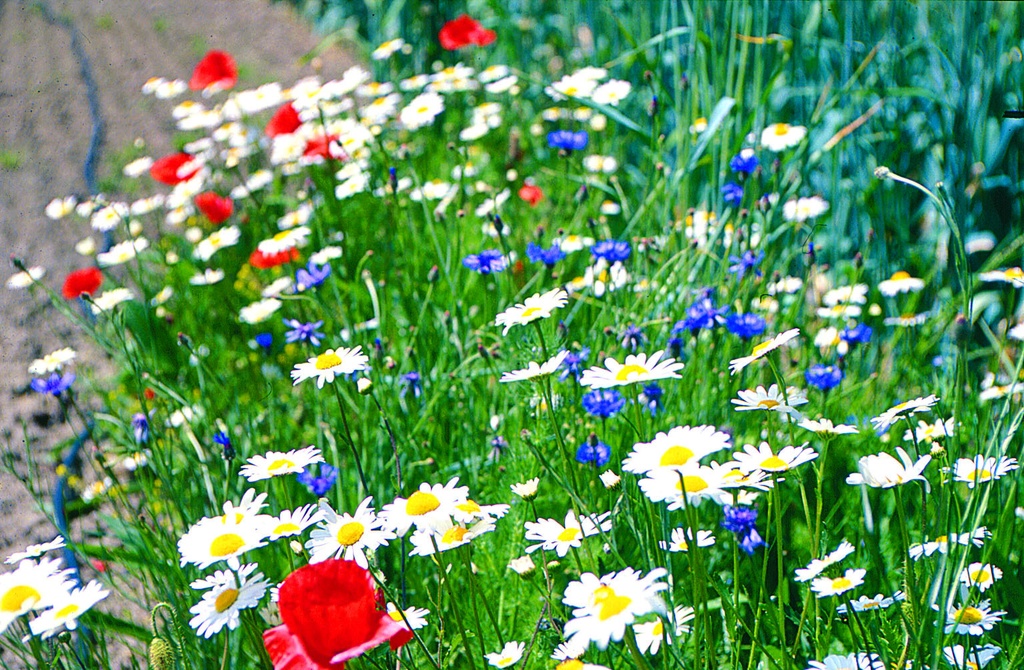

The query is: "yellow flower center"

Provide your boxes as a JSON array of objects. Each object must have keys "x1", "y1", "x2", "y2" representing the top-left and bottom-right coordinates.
[
  {"x1": 760, "y1": 455, "x2": 789, "y2": 470},
  {"x1": 1007, "y1": 267, "x2": 1024, "y2": 279},
  {"x1": 519, "y1": 306, "x2": 541, "y2": 319},
  {"x1": 215, "y1": 588, "x2": 239, "y2": 613},
  {"x1": 757, "y1": 399, "x2": 780, "y2": 409},
  {"x1": 315, "y1": 352, "x2": 343, "y2": 370},
  {"x1": 831, "y1": 577, "x2": 853, "y2": 591},
  {"x1": 969, "y1": 568, "x2": 991, "y2": 583},
  {"x1": 969, "y1": 468, "x2": 993, "y2": 482},
  {"x1": 442, "y1": 526, "x2": 469, "y2": 545},
  {"x1": 651, "y1": 621, "x2": 664, "y2": 636},
  {"x1": 416, "y1": 105, "x2": 430, "y2": 115},
  {"x1": 389, "y1": 610, "x2": 404, "y2": 622},
  {"x1": 614, "y1": 364, "x2": 648, "y2": 381},
  {"x1": 267, "y1": 458, "x2": 295, "y2": 473},
  {"x1": 659, "y1": 445, "x2": 694, "y2": 467},
  {"x1": 591, "y1": 585, "x2": 632, "y2": 621},
  {"x1": 891, "y1": 270, "x2": 911, "y2": 280},
  {"x1": 772, "y1": 123, "x2": 791, "y2": 136},
  {"x1": 456, "y1": 500, "x2": 482, "y2": 515},
  {"x1": 557, "y1": 527, "x2": 582, "y2": 543},
  {"x1": 337, "y1": 522, "x2": 365, "y2": 546},
  {"x1": 862, "y1": 601, "x2": 881, "y2": 610},
  {"x1": 956, "y1": 606, "x2": 984, "y2": 625},
  {"x1": 272, "y1": 231, "x2": 291, "y2": 242},
  {"x1": 751, "y1": 340, "x2": 775, "y2": 357},
  {"x1": 935, "y1": 535, "x2": 948, "y2": 545},
  {"x1": 406, "y1": 491, "x2": 441, "y2": 516},
  {"x1": 677, "y1": 475, "x2": 709, "y2": 493},
  {"x1": 54, "y1": 603, "x2": 80, "y2": 619},
  {"x1": 557, "y1": 661, "x2": 584, "y2": 670},
  {"x1": 209, "y1": 533, "x2": 245, "y2": 557},
  {"x1": 1, "y1": 585, "x2": 41, "y2": 613},
  {"x1": 273, "y1": 522, "x2": 300, "y2": 536}
]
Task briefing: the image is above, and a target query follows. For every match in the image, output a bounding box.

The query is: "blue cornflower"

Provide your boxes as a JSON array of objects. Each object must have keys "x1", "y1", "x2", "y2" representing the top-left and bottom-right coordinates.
[
  {"x1": 547, "y1": 129, "x2": 589, "y2": 151},
  {"x1": 131, "y1": 413, "x2": 149, "y2": 444},
  {"x1": 296, "y1": 463, "x2": 339, "y2": 496},
  {"x1": 805, "y1": 364, "x2": 843, "y2": 391},
  {"x1": 576, "y1": 437, "x2": 610, "y2": 467},
  {"x1": 559, "y1": 348, "x2": 589, "y2": 381},
  {"x1": 680, "y1": 289, "x2": 729, "y2": 333},
  {"x1": 283, "y1": 319, "x2": 325, "y2": 347},
  {"x1": 462, "y1": 249, "x2": 507, "y2": 274},
  {"x1": 525, "y1": 242, "x2": 566, "y2": 267},
  {"x1": 728, "y1": 250, "x2": 764, "y2": 281},
  {"x1": 213, "y1": 431, "x2": 234, "y2": 460},
  {"x1": 254, "y1": 333, "x2": 273, "y2": 350},
  {"x1": 841, "y1": 323, "x2": 873, "y2": 345},
  {"x1": 31, "y1": 372, "x2": 75, "y2": 397},
  {"x1": 721, "y1": 505, "x2": 764, "y2": 555},
  {"x1": 401, "y1": 371, "x2": 422, "y2": 398},
  {"x1": 722, "y1": 182, "x2": 744, "y2": 207},
  {"x1": 729, "y1": 149, "x2": 760, "y2": 175},
  {"x1": 591, "y1": 239, "x2": 631, "y2": 263},
  {"x1": 620, "y1": 324, "x2": 646, "y2": 351},
  {"x1": 639, "y1": 383, "x2": 663, "y2": 416},
  {"x1": 581, "y1": 389, "x2": 626, "y2": 418},
  {"x1": 295, "y1": 260, "x2": 331, "y2": 292},
  {"x1": 489, "y1": 435, "x2": 509, "y2": 460},
  {"x1": 725, "y1": 313, "x2": 767, "y2": 339}
]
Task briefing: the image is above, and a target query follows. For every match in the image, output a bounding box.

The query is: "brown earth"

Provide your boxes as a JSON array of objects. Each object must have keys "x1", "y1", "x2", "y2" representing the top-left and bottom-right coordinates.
[{"x1": 0, "y1": 0, "x2": 355, "y2": 664}]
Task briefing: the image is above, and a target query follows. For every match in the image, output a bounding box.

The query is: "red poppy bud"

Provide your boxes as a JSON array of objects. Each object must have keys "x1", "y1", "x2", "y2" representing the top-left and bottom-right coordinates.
[
  {"x1": 144, "y1": 388, "x2": 156, "y2": 401},
  {"x1": 266, "y1": 102, "x2": 302, "y2": 138},
  {"x1": 61, "y1": 267, "x2": 103, "y2": 299},
  {"x1": 439, "y1": 15, "x2": 496, "y2": 50},
  {"x1": 90, "y1": 559, "x2": 108, "y2": 573},
  {"x1": 263, "y1": 559, "x2": 412, "y2": 670},
  {"x1": 150, "y1": 153, "x2": 200, "y2": 185},
  {"x1": 194, "y1": 192, "x2": 234, "y2": 224},
  {"x1": 189, "y1": 50, "x2": 238, "y2": 92},
  {"x1": 250, "y1": 248, "x2": 299, "y2": 269},
  {"x1": 518, "y1": 183, "x2": 544, "y2": 207}
]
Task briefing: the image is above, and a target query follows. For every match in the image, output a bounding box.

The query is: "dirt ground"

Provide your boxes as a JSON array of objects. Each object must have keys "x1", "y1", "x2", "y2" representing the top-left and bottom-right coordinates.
[{"x1": 0, "y1": 0, "x2": 354, "y2": 663}]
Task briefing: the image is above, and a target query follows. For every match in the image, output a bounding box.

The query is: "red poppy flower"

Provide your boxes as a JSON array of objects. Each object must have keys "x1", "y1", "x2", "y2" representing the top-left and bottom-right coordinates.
[
  {"x1": 189, "y1": 50, "x2": 238, "y2": 92},
  {"x1": 518, "y1": 183, "x2": 544, "y2": 207},
  {"x1": 61, "y1": 267, "x2": 103, "y2": 299},
  {"x1": 302, "y1": 134, "x2": 344, "y2": 162},
  {"x1": 194, "y1": 192, "x2": 234, "y2": 224},
  {"x1": 250, "y1": 248, "x2": 299, "y2": 269},
  {"x1": 150, "y1": 152, "x2": 200, "y2": 185},
  {"x1": 263, "y1": 559, "x2": 412, "y2": 670},
  {"x1": 266, "y1": 102, "x2": 302, "y2": 138},
  {"x1": 438, "y1": 15, "x2": 496, "y2": 50}
]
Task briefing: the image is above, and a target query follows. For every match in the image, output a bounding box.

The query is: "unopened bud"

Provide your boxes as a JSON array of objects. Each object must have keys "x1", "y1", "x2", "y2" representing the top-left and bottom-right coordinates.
[
  {"x1": 149, "y1": 637, "x2": 174, "y2": 670},
  {"x1": 357, "y1": 378, "x2": 373, "y2": 394},
  {"x1": 874, "y1": 166, "x2": 891, "y2": 179},
  {"x1": 289, "y1": 540, "x2": 303, "y2": 555}
]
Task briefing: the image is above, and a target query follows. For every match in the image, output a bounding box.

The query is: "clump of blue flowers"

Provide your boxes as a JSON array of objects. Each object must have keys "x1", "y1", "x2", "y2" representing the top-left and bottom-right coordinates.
[
  {"x1": 582, "y1": 389, "x2": 626, "y2": 419},
  {"x1": 576, "y1": 435, "x2": 611, "y2": 467},
  {"x1": 462, "y1": 249, "x2": 507, "y2": 274},
  {"x1": 721, "y1": 505, "x2": 764, "y2": 555},
  {"x1": 548, "y1": 129, "x2": 589, "y2": 151},
  {"x1": 805, "y1": 364, "x2": 843, "y2": 391}
]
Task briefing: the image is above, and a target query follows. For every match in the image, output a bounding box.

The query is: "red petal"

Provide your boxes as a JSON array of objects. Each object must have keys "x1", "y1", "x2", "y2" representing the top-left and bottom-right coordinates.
[
  {"x1": 194, "y1": 192, "x2": 234, "y2": 224},
  {"x1": 266, "y1": 103, "x2": 303, "y2": 138},
  {"x1": 250, "y1": 248, "x2": 299, "y2": 269},
  {"x1": 190, "y1": 50, "x2": 238, "y2": 91},
  {"x1": 61, "y1": 267, "x2": 103, "y2": 299},
  {"x1": 518, "y1": 184, "x2": 543, "y2": 206},
  {"x1": 264, "y1": 624, "x2": 343, "y2": 670},
  {"x1": 440, "y1": 15, "x2": 485, "y2": 50},
  {"x1": 150, "y1": 153, "x2": 199, "y2": 185}
]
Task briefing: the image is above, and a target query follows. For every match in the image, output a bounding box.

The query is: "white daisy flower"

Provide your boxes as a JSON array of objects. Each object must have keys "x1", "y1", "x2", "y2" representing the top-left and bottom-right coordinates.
[
  {"x1": 632, "y1": 605, "x2": 694, "y2": 655},
  {"x1": 811, "y1": 568, "x2": 866, "y2": 598},
  {"x1": 386, "y1": 603, "x2": 429, "y2": 630},
  {"x1": 590, "y1": 80, "x2": 631, "y2": 106},
  {"x1": 177, "y1": 514, "x2": 271, "y2": 570},
  {"x1": 782, "y1": 196, "x2": 829, "y2": 222},
  {"x1": 28, "y1": 347, "x2": 77, "y2": 375},
  {"x1": 193, "y1": 225, "x2": 240, "y2": 262},
  {"x1": 510, "y1": 478, "x2": 540, "y2": 499},
  {"x1": 732, "y1": 385, "x2": 807, "y2": 418},
  {"x1": 798, "y1": 418, "x2": 859, "y2": 436},
  {"x1": 836, "y1": 591, "x2": 905, "y2": 615},
  {"x1": 562, "y1": 567, "x2": 668, "y2": 649},
  {"x1": 239, "y1": 298, "x2": 282, "y2": 324},
  {"x1": 188, "y1": 563, "x2": 269, "y2": 638},
  {"x1": 28, "y1": 580, "x2": 109, "y2": 639},
  {"x1": 945, "y1": 600, "x2": 1005, "y2": 636},
  {"x1": 904, "y1": 418, "x2": 954, "y2": 443},
  {"x1": 524, "y1": 510, "x2": 611, "y2": 557},
  {"x1": 845, "y1": 448, "x2": 931, "y2": 489},
  {"x1": 451, "y1": 499, "x2": 510, "y2": 525},
  {"x1": 89, "y1": 202, "x2": 129, "y2": 232},
  {"x1": 942, "y1": 644, "x2": 1000, "y2": 669},
  {"x1": 638, "y1": 463, "x2": 731, "y2": 508},
  {"x1": 761, "y1": 123, "x2": 807, "y2": 152},
  {"x1": 256, "y1": 226, "x2": 310, "y2": 256},
  {"x1": 728, "y1": 329, "x2": 800, "y2": 375},
  {"x1": 239, "y1": 446, "x2": 324, "y2": 482},
  {"x1": 90, "y1": 287, "x2": 134, "y2": 314},
  {"x1": 659, "y1": 528, "x2": 715, "y2": 553},
  {"x1": 306, "y1": 497, "x2": 395, "y2": 567},
  {"x1": 267, "y1": 505, "x2": 323, "y2": 541},
  {"x1": 951, "y1": 456, "x2": 1018, "y2": 488},
  {"x1": 494, "y1": 288, "x2": 569, "y2": 335},
  {"x1": 381, "y1": 478, "x2": 469, "y2": 535},
  {"x1": 960, "y1": 562, "x2": 1002, "y2": 593},
  {"x1": 878, "y1": 270, "x2": 925, "y2": 296},
  {"x1": 0, "y1": 558, "x2": 76, "y2": 634},
  {"x1": 732, "y1": 442, "x2": 818, "y2": 474},
  {"x1": 870, "y1": 395, "x2": 939, "y2": 433},
  {"x1": 794, "y1": 540, "x2": 856, "y2": 582},
  {"x1": 500, "y1": 350, "x2": 570, "y2": 383},
  {"x1": 580, "y1": 350, "x2": 684, "y2": 388},
  {"x1": 485, "y1": 641, "x2": 525, "y2": 668},
  {"x1": 622, "y1": 425, "x2": 731, "y2": 475},
  {"x1": 290, "y1": 346, "x2": 370, "y2": 388},
  {"x1": 807, "y1": 653, "x2": 884, "y2": 670},
  {"x1": 5, "y1": 536, "x2": 66, "y2": 564},
  {"x1": 7, "y1": 266, "x2": 46, "y2": 289},
  {"x1": 371, "y1": 38, "x2": 406, "y2": 60},
  {"x1": 96, "y1": 237, "x2": 149, "y2": 268},
  {"x1": 190, "y1": 269, "x2": 225, "y2": 286},
  {"x1": 978, "y1": 267, "x2": 1024, "y2": 287},
  {"x1": 909, "y1": 527, "x2": 989, "y2": 560},
  {"x1": 400, "y1": 91, "x2": 445, "y2": 130},
  {"x1": 822, "y1": 284, "x2": 869, "y2": 306},
  {"x1": 45, "y1": 196, "x2": 78, "y2": 220},
  {"x1": 883, "y1": 313, "x2": 928, "y2": 327},
  {"x1": 409, "y1": 517, "x2": 495, "y2": 555}
]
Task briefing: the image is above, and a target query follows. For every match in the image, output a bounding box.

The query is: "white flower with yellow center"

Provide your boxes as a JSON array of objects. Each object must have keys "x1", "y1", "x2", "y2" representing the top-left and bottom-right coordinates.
[
  {"x1": 90, "y1": 287, "x2": 134, "y2": 314},
  {"x1": 870, "y1": 395, "x2": 939, "y2": 433},
  {"x1": 623, "y1": 425, "x2": 731, "y2": 475},
  {"x1": 909, "y1": 527, "x2": 989, "y2": 560},
  {"x1": 556, "y1": 234, "x2": 595, "y2": 253},
  {"x1": 28, "y1": 348, "x2": 76, "y2": 376},
  {"x1": 371, "y1": 38, "x2": 406, "y2": 60},
  {"x1": 728, "y1": 328, "x2": 800, "y2": 375},
  {"x1": 485, "y1": 641, "x2": 525, "y2": 668},
  {"x1": 732, "y1": 385, "x2": 807, "y2": 417},
  {"x1": 500, "y1": 350, "x2": 569, "y2": 383},
  {"x1": 188, "y1": 563, "x2": 268, "y2": 638},
  {"x1": 381, "y1": 478, "x2": 469, "y2": 535},
  {"x1": 265, "y1": 505, "x2": 322, "y2": 542},
  {"x1": 387, "y1": 602, "x2": 429, "y2": 630},
  {"x1": 580, "y1": 350, "x2": 684, "y2": 388},
  {"x1": 905, "y1": 418, "x2": 954, "y2": 443},
  {"x1": 494, "y1": 288, "x2": 569, "y2": 335},
  {"x1": 883, "y1": 313, "x2": 929, "y2": 327},
  {"x1": 90, "y1": 202, "x2": 129, "y2": 232},
  {"x1": 306, "y1": 497, "x2": 395, "y2": 567},
  {"x1": 960, "y1": 562, "x2": 1002, "y2": 593},
  {"x1": 633, "y1": 605, "x2": 694, "y2": 655},
  {"x1": 239, "y1": 298, "x2": 282, "y2": 325},
  {"x1": 822, "y1": 284, "x2": 869, "y2": 306},
  {"x1": 979, "y1": 267, "x2": 1024, "y2": 287},
  {"x1": 0, "y1": 558, "x2": 75, "y2": 634},
  {"x1": 290, "y1": 346, "x2": 369, "y2": 388},
  {"x1": 257, "y1": 226, "x2": 310, "y2": 255},
  {"x1": 943, "y1": 644, "x2": 1000, "y2": 669},
  {"x1": 794, "y1": 540, "x2": 856, "y2": 582},
  {"x1": 45, "y1": 196, "x2": 78, "y2": 220},
  {"x1": 798, "y1": 418, "x2": 859, "y2": 437},
  {"x1": 546, "y1": 74, "x2": 598, "y2": 101},
  {"x1": 177, "y1": 514, "x2": 271, "y2": 570},
  {"x1": 238, "y1": 446, "x2": 324, "y2": 482},
  {"x1": 562, "y1": 567, "x2": 668, "y2": 649},
  {"x1": 7, "y1": 266, "x2": 45, "y2": 289},
  {"x1": 760, "y1": 122, "x2": 807, "y2": 152},
  {"x1": 582, "y1": 155, "x2": 618, "y2": 173},
  {"x1": 817, "y1": 303, "x2": 862, "y2": 319},
  {"x1": 807, "y1": 653, "x2": 884, "y2": 670},
  {"x1": 836, "y1": 591, "x2": 905, "y2": 615},
  {"x1": 29, "y1": 580, "x2": 109, "y2": 639},
  {"x1": 400, "y1": 91, "x2": 445, "y2": 130},
  {"x1": 845, "y1": 448, "x2": 931, "y2": 489},
  {"x1": 782, "y1": 195, "x2": 829, "y2": 223},
  {"x1": 878, "y1": 270, "x2": 925, "y2": 296},
  {"x1": 733, "y1": 442, "x2": 818, "y2": 474},
  {"x1": 810, "y1": 568, "x2": 866, "y2": 598},
  {"x1": 508, "y1": 556, "x2": 536, "y2": 575},
  {"x1": 194, "y1": 225, "x2": 240, "y2": 261},
  {"x1": 96, "y1": 237, "x2": 149, "y2": 268},
  {"x1": 524, "y1": 510, "x2": 611, "y2": 557},
  {"x1": 452, "y1": 499, "x2": 510, "y2": 525},
  {"x1": 952, "y1": 456, "x2": 1018, "y2": 488},
  {"x1": 660, "y1": 528, "x2": 715, "y2": 553},
  {"x1": 945, "y1": 600, "x2": 1005, "y2": 636},
  {"x1": 591, "y1": 80, "x2": 631, "y2": 106},
  {"x1": 638, "y1": 462, "x2": 730, "y2": 508},
  {"x1": 5, "y1": 537, "x2": 66, "y2": 565},
  {"x1": 409, "y1": 517, "x2": 495, "y2": 556},
  {"x1": 510, "y1": 478, "x2": 540, "y2": 500}
]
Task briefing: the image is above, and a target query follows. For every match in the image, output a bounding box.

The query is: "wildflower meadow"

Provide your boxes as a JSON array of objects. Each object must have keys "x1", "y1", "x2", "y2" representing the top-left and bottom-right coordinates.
[{"x1": 4, "y1": 1, "x2": 1024, "y2": 669}]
